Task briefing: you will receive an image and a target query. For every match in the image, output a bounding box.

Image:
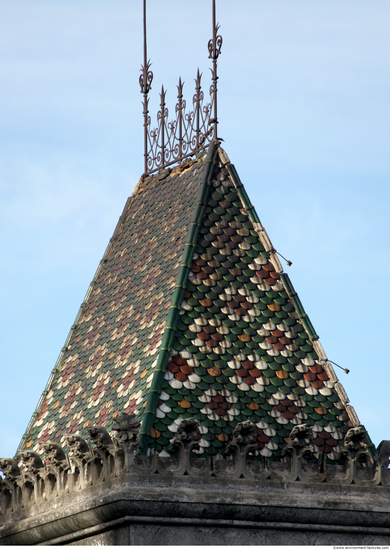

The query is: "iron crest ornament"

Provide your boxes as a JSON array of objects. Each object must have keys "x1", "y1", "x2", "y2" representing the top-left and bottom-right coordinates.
[{"x1": 140, "y1": 0, "x2": 222, "y2": 176}]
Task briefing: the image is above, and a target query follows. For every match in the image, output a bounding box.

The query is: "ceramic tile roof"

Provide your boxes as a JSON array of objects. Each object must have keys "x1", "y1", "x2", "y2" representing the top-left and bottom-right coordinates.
[
  {"x1": 20, "y1": 143, "x2": 363, "y2": 462},
  {"x1": 20, "y1": 155, "x2": 210, "y2": 453}
]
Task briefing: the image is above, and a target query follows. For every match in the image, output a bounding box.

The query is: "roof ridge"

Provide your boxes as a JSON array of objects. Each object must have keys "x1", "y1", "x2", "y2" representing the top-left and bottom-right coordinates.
[
  {"x1": 17, "y1": 144, "x2": 369, "y2": 463},
  {"x1": 18, "y1": 154, "x2": 211, "y2": 455},
  {"x1": 139, "y1": 143, "x2": 219, "y2": 452},
  {"x1": 147, "y1": 150, "x2": 363, "y2": 460}
]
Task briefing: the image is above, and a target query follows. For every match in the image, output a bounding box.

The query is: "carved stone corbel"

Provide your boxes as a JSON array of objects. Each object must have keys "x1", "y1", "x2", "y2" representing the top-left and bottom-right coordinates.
[
  {"x1": 65, "y1": 435, "x2": 93, "y2": 489},
  {"x1": 111, "y1": 413, "x2": 143, "y2": 473},
  {"x1": 43, "y1": 441, "x2": 68, "y2": 468},
  {"x1": 19, "y1": 451, "x2": 44, "y2": 475},
  {"x1": 169, "y1": 418, "x2": 202, "y2": 476},
  {"x1": 377, "y1": 440, "x2": 390, "y2": 468},
  {"x1": 19, "y1": 451, "x2": 46, "y2": 505},
  {"x1": 43, "y1": 442, "x2": 69, "y2": 494},
  {"x1": 372, "y1": 440, "x2": 390, "y2": 487},
  {"x1": 0, "y1": 476, "x2": 12, "y2": 518},
  {"x1": 343, "y1": 426, "x2": 369, "y2": 456},
  {"x1": 0, "y1": 458, "x2": 22, "y2": 484},
  {"x1": 339, "y1": 426, "x2": 379, "y2": 485},
  {"x1": 87, "y1": 426, "x2": 120, "y2": 481},
  {"x1": 88, "y1": 426, "x2": 115, "y2": 452},
  {"x1": 225, "y1": 420, "x2": 257, "y2": 479},
  {"x1": 281, "y1": 424, "x2": 320, "y2": 482},
  {"x1": 0, "y1": 459, "x2": 22, "y2": 513}
]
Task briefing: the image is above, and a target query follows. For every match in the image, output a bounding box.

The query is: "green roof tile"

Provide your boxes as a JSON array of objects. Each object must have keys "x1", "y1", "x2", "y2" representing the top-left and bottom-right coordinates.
[{"x1": 21, "y1": 144, "x2": 361, "y2": 465}]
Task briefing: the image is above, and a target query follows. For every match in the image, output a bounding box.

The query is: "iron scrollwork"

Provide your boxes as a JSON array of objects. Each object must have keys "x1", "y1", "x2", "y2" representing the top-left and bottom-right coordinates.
[{"x1": 140, "y1": 0, "x2": 222, "y2": 176}]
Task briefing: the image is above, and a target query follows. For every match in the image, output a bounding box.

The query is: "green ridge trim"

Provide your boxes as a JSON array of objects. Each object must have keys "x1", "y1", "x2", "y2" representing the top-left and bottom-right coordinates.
[
  {"x1": 227, "y1": 164, "x2": 261, "y2": 225},
  {"x1": 282, "y1": 273, "x2": 319, "y2": 339},
  {"x1": 165, "y1": 309, "x2": 180, "y2": 331},
  {"x1": 290, "y1": 294, "x2": 306, "y2": 319},
  {"x1": 237, "y1": 187, "x2": 252, "y2": 211},
  {"x1": 192, "y1": 207, "x2": 204, "y2": 226},
  {"x1": 138, "y1": 142, "x2": 218, "y2": 453},
  {"x1": 301, "y1": 316, "x2": 319, "y2": 341},
  {"x1": 181, "y1": 245, "x2": 194, "y2": 268},
  {"x1": 246, "y1": 206, "x2": 260, "y2": 224},
  {"x1": 197, "y1": 179, "x2": 211, "y2": 205},
  {"x1": 227, "y1": 164, "x2": 242, "y2": 188},
  {"x1": 186, "y1": 225, "x2": 198, "y2": 246},
  {"x1": 176, "y1": 269, "x2": 189, "y2": 289},
  {"x1": 280, "y1": 273, "x2": 296, "y2": 297},
  {"x1": 285, "y1": 281, "x2": 319, "y2": 341}
]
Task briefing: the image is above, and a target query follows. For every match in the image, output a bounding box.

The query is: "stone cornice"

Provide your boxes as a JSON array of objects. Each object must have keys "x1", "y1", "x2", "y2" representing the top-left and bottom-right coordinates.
[{"x1": 1, "y1": 417, "x2": 390, "y2": 545}]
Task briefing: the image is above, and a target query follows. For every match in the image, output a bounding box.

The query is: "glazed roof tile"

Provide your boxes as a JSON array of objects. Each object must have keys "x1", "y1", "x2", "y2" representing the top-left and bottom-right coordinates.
[
  {"x1": 20, "y1": 144, "x2": 367, "y2": 462},
  {"x1": 20, "y1": 155, "x2": 209, "y2": 453}
]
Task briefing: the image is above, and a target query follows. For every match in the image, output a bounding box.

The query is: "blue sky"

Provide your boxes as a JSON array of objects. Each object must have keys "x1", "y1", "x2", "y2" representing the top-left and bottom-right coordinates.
[{"x1": 1, "y1": 0, "x2": 389, "y2": 458}]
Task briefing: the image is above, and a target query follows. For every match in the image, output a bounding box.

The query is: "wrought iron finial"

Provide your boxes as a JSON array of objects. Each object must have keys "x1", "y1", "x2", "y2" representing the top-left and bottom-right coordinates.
[
  {"x1": 140, "y1": 0, "x2": 153, "y2": 175},
  {"x1": 176, "y1": 78, "x2": 185, "y2": 160},
  {"x1": 140, "y1": 0, "x2": 223, "y2": 176},
  {"x1": 208, "y1": 0, "x2": 223, "y2": 142}
]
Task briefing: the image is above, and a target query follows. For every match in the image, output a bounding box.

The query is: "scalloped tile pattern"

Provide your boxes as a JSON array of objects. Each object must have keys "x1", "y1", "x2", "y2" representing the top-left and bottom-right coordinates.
[
  {"x1": 20, "y1": 160, "x2": 208, "y2": 453},
  {"x1": 150, "y1": 162, "x2": 352, "y2": 460},
  {"x1": 20, "y1": 147, "x2": 355, "y2": 462}
]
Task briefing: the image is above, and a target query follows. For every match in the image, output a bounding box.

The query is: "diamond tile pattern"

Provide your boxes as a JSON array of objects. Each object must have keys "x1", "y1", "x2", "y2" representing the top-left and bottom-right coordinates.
[
  {"x1": 150, "y1": 158, "x2": 353, "y2": 460},
  {"x1": 20, "y1": 146, "x2": 354, "y2": 462},
  {"x1": 21, "y1": 160, "x2": 208, "y2": 453}
]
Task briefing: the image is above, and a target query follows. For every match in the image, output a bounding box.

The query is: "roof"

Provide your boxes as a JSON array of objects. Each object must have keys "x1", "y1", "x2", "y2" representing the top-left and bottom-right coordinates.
[{"x1": 19, "y1": 143, "x2": 366, "y2": 462}]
